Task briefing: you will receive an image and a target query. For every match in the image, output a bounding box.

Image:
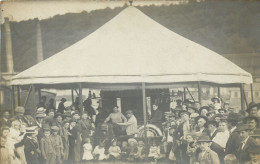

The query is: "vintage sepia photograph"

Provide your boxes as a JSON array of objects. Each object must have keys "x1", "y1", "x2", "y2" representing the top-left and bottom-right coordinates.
[{"x1": 0, "y1": 0, "x2": 260, "y2": 164}]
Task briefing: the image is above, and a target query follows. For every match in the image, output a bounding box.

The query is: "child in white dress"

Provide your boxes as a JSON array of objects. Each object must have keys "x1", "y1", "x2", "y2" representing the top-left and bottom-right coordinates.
[
  {"x1": 148, "y1": 141, "x2": 161, "y2": 162},
  {"x1": 82, "y1": 138, "x2": 93, "y2": 161},
  {"x1": 93, "y1": 141, "x2": 108, "y2": 160},
  {"x1": 108, "y1": 139, "x2": 121, "y2": 160}
]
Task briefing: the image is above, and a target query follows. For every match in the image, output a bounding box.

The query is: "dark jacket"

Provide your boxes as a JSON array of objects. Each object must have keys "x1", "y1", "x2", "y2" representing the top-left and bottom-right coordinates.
[
  {"x1": 237, "y1": 136, "x2": 258, "y2": 164},
  {"x1": 24, "y1": 136, "x2": 40, "y2": 164},
  {"x1": 225, "y1": 127, "x2": 241, "y2": 156}
]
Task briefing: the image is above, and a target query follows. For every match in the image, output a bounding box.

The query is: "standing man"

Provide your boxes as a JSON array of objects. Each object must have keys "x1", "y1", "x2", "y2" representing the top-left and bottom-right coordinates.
[
  {"x1": 24, "y1": 126, "x2": 40, "y2": 164},
  {"x1": 149, "y1": 103, "x2": 163, "y2": 129},
  {"x1": 225, "y1": 113, "x2": 243, "y2": 156},
  {"x1": 235, "y1": 124, "x2": 259, "y2": 164},
  {"x1": 116, "y1": 110, "x2": 138, "y2": 136},
  {"x1": 57, "y1": 98, "x2": 66, "y2": 114}
]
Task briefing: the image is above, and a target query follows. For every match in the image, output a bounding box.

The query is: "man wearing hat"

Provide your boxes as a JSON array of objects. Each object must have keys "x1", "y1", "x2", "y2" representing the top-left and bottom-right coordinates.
[
  {"x1": 175, "y1": 110, "x2": 191, "y2": 139},
  {"x1": 246, "y1": 144, "x2": 260, "y2": 164},
  {"x1": 197, "y1": 135, "x2": 220, "y2": 164},
  {"x1": 24, "y1": 126, "x2": 40, "y2": 164},
  {"x1": 235, "y1": 124, "x2": 259, "y2": 164},
  {"x1": 195, "y1": 115, "x2": 208, "y2": 133},
  {"x1": 57, "y1": 98, "x2": 66, "y2": 114},
  {"x1": 225, "y1": 113, "x2": 243, "y2": 156},
  {"x1": 244, "y1": 116, "x2": 259, "y2": 134},
  {"x1": 14, "y1": 106, "x2": 26, "y2": 124},
  {"x1": 50, "y1": 126, "x2": 63, "y2": 164}
]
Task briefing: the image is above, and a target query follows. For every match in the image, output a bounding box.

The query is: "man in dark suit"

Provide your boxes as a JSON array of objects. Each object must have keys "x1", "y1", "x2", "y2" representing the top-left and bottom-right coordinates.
[
  {"x1": 207, "y1": 120, "x2": 219, "y2": 140},
  {"x1": 235, "y1": 123, "x2": 259, "y2": 164},
  {"x1": 24, "y1": 126, "x2": 40, "y2": 164},
  {"x1": 225, "y1": 113, "x2": 243, "y2": 157}
]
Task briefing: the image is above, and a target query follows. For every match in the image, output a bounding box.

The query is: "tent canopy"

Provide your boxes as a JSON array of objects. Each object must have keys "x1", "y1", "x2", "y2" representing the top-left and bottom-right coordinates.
[{"x1": 12, "y1": 6, "x2": 252, "y2": 86}]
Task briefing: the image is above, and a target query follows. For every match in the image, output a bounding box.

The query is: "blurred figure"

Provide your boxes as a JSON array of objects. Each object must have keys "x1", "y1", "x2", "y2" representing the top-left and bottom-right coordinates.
[
  {"x1": 0, "y1": 110, "x2": 11, "y2": 127},
  {"x1": 57, "y1": 98, "x2": 66, "y2": 114},
  {"x1": 46, "y1": 98, "x2": 56, "y2": 114},
  {"x1": 224, "y1": 154, "x2": 237, "y2": 164},
  {"x1": 37, "y1": 96, "x2": 47, "y2": 109}
]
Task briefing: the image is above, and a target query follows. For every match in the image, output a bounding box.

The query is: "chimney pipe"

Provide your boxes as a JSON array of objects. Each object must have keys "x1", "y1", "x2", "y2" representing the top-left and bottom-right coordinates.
[
  {"x1": 36, "y1": 20, "x2": 43, "y2": 63},
  {"x1": 4, "y1": 17, "x2": 14, "y2": 73}
]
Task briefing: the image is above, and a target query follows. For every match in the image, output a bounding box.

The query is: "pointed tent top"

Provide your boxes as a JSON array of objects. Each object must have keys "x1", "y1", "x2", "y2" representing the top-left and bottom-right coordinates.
[{"x1": 12, "y1": 6, "x2": 252, "y2": 86}]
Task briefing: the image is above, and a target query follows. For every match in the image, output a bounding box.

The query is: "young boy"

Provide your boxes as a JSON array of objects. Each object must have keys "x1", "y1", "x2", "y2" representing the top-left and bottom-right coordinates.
[
  {"x1": 50, "y1": 126, "x2": 63, "y2": 164},
  {"x1": 197, "y1": 135, "x2": 220, "y2": 164},
  {"x1": 40, "y1": 126, "x2": 56, "y2": 164}
]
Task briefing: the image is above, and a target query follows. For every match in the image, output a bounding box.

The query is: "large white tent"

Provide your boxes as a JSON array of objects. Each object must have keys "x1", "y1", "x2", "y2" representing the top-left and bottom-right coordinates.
[{"x1": 12, "y1": 6, "x2": 252, "y2": 86}]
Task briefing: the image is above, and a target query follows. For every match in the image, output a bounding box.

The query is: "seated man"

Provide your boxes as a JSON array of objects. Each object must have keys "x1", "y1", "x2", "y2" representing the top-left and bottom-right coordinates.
[
  {"x1": 116, "y1": 110, "x2": 138, "y2": 136},
  {"x1": 104, "y1": 106, "x2": 127, "y2": 136}
]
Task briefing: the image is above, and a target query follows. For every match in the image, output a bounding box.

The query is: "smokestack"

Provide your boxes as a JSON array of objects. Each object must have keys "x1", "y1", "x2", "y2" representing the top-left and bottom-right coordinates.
[
  {"x1": 36, "y1": 20, "x2": 43, "y2": 62},
  {"x1": 4, "y1": 17, "x2": 14, "y2": 73}
]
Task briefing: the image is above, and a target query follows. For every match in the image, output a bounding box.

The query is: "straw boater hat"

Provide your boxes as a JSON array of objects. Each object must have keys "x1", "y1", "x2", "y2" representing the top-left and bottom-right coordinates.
[
  {"x1": 26, "y1": 126, "x2": 38, "y2": 134},
  {"x1": 36, "y1": 112, "x2": 46, "y2": 118},
  {"x1": 36, "y1": 107, "x2": 46, "y2": 113},
  {"x1": 197, "y1": 135, "x2": 212, "y2": 143}
]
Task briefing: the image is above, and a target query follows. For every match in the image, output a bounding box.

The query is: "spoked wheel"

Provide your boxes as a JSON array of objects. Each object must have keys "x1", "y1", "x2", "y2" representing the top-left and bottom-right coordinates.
[{"x1": 137, "y1": 124, "x2": 162, "y2": 137}]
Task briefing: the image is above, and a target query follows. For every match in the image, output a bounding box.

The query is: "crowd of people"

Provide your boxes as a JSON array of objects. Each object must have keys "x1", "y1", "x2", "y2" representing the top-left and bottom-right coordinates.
[{"x1": 0, "y1": 95, "x2": 260, "y2": 164}]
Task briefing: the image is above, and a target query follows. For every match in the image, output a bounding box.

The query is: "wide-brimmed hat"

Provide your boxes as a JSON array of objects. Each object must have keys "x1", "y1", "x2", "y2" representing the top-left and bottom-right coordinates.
[
  {"x1": 190, "y1": 113, "x2": 199, "y2": 118},
  {"x1": 197, "y1": 135, "x2": 212, "y2": 142},
  {"x1": 51, "y1": 126, "x2": 59, "y2": 131},
  {"x1": 195, "y1": 115, "x2": 208, "y2": 124},
  {"x1": 246, "y1": 102, "x2": 259, "y2": 113},
  {"x1": 36, "y1": 112, "x2": 46, "y2": 118},
  {"x1": 211, "y1": 97, "x2": 220, "y2": 103},
  {"x1": 26, "y1": 126, "x2": 38, "y2": 134},
  {"x1": 36, "y1": 107, "x2": 46, "y2": 113},
  {"x1": 235, "y1": 124, "x2": 251, "y2": 132},
  {"x1": 187, "y1": 106, "x2": 199, "y2": 113},
  {"x1": 226, "y1": 113, "x2": 243, "y2": 122},
  {"x1": 60, "y1": 98, "x2": 67, "y2": 102},
  {"x1": 243, "y1": 116, "x2": 259, "y2": 124},
  {"x1": 178, "y1": 110, "x2": 190, "y2": 117},
  {"x1": 206, "y1": 120, "x2": 218, "y2": 127},
  {"x1": 15, "y1": 106, "x2": 25, "y2": 113},
  {"x1": 199, "y1": 106, "x2": 210, "y2": 113}
]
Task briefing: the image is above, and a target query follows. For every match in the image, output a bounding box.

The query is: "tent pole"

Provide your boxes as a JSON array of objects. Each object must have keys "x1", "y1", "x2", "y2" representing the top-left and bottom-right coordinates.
[
  {"x1": 11, "y1": 85, "x2": 15, "y2": 116},
  {"x1": 250, "y1": 84, "x2": 254, "y2": 102},
  {"x1": 24, "y1": 85, "x2": 32, "y2": 108},
  {"x1": 38, "y1": 88, "x2": 41, "y2": 102},
  {"x1": 242, "y1": 87, "x2": 248, "y2": 108},
  {"x1": 142, "y1": 82, "x2": 148, "y2": 159},
  {"x1": 79, "y1": 83, "x2": 83, "y2": 114},
  {"x1": 217, "y1": 86, "x2": 220, "y2": 98},
  {"x1": 32, "y1": 84, "x2": 36, "y2": 115},
  {"x1": 240, "y1": 84, "x2": 245, "y2": 111},
  {"x1": 17, "y1": 85, "x2": 21, "y2": 106},
  {"x1": 183, "y1": 88, "x2": 186, "y2": 102},
  {"x1": 198, "y1": 82, "x2": 201, "y2": 104},
  {"x1": 71, "y1": 89, "x2": 74, "y2": 104}
]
